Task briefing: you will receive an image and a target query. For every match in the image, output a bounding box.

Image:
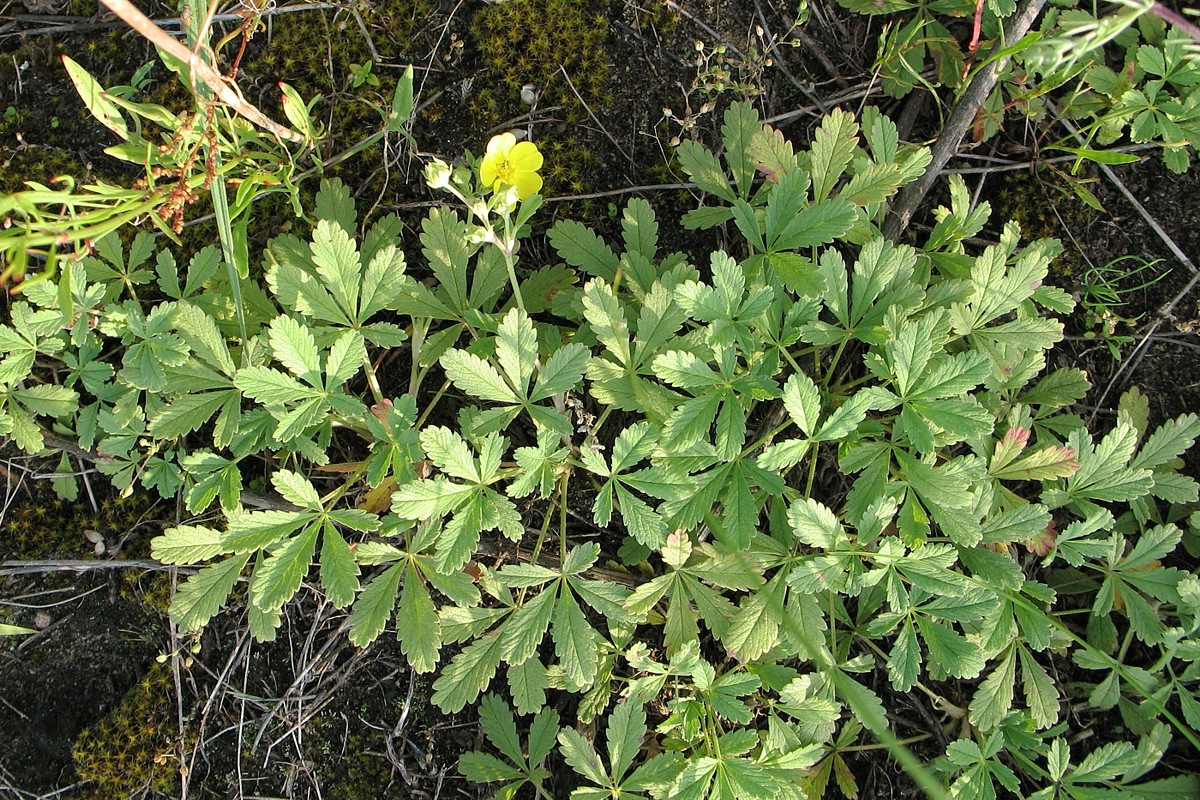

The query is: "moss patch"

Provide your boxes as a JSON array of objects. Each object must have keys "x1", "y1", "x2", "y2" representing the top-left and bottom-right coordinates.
[{"x1": 71, "y1": 662, "x2": 178, "y2": 798}]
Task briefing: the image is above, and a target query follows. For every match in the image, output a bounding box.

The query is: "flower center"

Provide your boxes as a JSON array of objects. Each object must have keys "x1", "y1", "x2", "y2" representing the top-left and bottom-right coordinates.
[{"x1": 494, "y1": 157, "x2": 516, "y2": 184}]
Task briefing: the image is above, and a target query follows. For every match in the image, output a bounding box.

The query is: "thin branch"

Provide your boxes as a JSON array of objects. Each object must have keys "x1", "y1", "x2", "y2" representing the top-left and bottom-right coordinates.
[{"x1": 884, "y1": 0, "x2": 1047, "y2": 240}]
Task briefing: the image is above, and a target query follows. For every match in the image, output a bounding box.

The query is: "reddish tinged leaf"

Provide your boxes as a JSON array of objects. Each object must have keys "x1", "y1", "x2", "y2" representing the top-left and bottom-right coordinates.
[
  {"x1": 1023, "y1": 519, "x2": 1058, "y2": 557},
  {"x1": 992, "y1": 446, "x2": 1080, "y2": 481}
]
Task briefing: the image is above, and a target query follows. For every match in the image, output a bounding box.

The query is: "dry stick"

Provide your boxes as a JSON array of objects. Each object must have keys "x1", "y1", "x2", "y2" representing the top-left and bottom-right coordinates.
[
  {"x1": 1148, "y1": 1, "x2": 1200, "y2": 42},
  {"x1": 662, "y1": 0, "x2": 746, "y2": 60},
  {"x1": 883, "y1": 0, "x2": 1047, "y2": 241},
  {"x1": 749, "y1": 0, "x2": 828, "y2": 114},
  {"x1": 1038, "y1": 103, "x2": 1200, "y2": 416},
  {"x1": 0, "y1": 558, "x2": 192, "y2": 576},
  {"x1": 98, "y1": 0, "x2": 305, "y2": 144},
  {"x1": 765, "y1": 77, "x2": 890, "y2": 125},
  {"x1": 944, "y1": 143, "x2": 1156, "y2": 174}
]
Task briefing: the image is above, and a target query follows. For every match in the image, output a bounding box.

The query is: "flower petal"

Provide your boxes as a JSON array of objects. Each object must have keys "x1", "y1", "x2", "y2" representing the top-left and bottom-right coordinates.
[
  {"x1": 509, "y1": 141, "x2": 544, "y2": 172},
  {"x1": 513, "y1": 171, "x2": 543, "y2": 200},
  {"x1": 486, "y1": 132, "x2": 516, "y2": 157},
  {"x1": 480, "y1": 154, "x2": 499, "y2": 188}
]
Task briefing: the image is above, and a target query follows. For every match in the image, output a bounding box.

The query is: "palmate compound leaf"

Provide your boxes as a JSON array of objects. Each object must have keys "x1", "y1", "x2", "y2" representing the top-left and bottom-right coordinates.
[
  {"x1": 556, "y1": 695, "x2": 681, "y2": 796},
  {"x1": 392, "y1": 429, "x2": 523, "y2": 573},
  {"x1": 440, "y1": 310, "x2": 585, "y2": 437}
]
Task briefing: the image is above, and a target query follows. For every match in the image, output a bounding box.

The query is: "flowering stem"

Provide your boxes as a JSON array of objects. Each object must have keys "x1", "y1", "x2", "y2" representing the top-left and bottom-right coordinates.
[{"x1": 497, "y1": 226, "x2": 527, "y2": 314}]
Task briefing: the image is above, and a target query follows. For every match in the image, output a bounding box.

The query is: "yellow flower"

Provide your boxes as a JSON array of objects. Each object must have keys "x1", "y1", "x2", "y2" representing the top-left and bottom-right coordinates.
[{"x1": 479, "y1": 132, "x2": 543, "y2": 200}]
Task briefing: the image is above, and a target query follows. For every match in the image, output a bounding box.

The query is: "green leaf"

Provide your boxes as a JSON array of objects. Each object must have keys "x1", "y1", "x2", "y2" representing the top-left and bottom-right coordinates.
[
  {"x1": 432, "y1": 631, "x2": 503, "y2": 713},
  {"x1": 272, "y1": 469, "x2": 322, "y2": 509},
  {"x1": 268, "y1": 314, "x2": 322, "y2": 386},
  {"x1": 672, "y1": 756, "x2": 719, "y2": 800},
  {"x1": 459, "y1": 752, "x2": 522, "y2": 783},
  {"x1": 175, "y1": 302, "x2": 236, "y2": 375},
  {"x1": 324, "y1": 330, "x2": 365, "y2": 388},
  {"x1": 250, "y1": 525, "x2": 319, "y2": 612},
  {"x1": 887, "y1": 621, "x2": 921, "y2": 691},
  {"x1": 1071, "y1": 741, "x2": 1137, "y2": 783},
  {"x1": 608, "y1": 700, "x2": 647, "y2": 781},
  {"x1": 501, "y1": 585, "x2": 558, "y2": 665},
  {"x1": 170, "y1": 554, "x2": 250, "y2": 632},
  {"x1": 771, "y1": 199, "x2": 857, "y2": 251},
  {"x1": 310, "y1": 219, "x2": 361, "y2": 315},
  {"x1": 560, "y1": 728, "x2": 610, "y2": 789},
  {"x1": 722, "y1": 582, "x2": 780, "y2": 661},
  {"x1": 676, "y1": 140, "x2": 735, "y2": 203},
  {"x1": 809, "y1": 109, "x2": 859, "y2": 200},
  {"x1": 1018, "y1": 646, "x2": 1060, "y2": 729},
  {"x1": 528, "y1": 707, "x2": 560, "y2": 767},
  {"x1": 221, "y1": 509, "x2": 313, "y2": 553},
  {"x1": 235, "y1": 366, "x2": 318, "y2": 405},
  {"x1": 916, "y1": 617, "x2": 983, "y2": 678},
  {"x1": 319, "y1": 525, "x2": 359, "y2": 609},
  {"x1": 720, "y1": 101, "x2": 760, "y2": 196},
  {"x1": 782, "y1": 372, "x2": 822, "y2": 436},
  {"x1": 496, "y1": 307, "x2": 538, "y2": 394},
  {"x1": 507, "y1": 657, "x2": 547, "y2": 715},
  {"x1": 832, "y1": 670, "x2": 889, "y2": 736},
  {"x1": 789, "y1": 497, "x2": 847, "y2": 549},
  {"x1": 421, "y1": 207, "x2": 474, "y2": 313},
  {"x1": 348, "y1": 562, "x2": 404, "y2": 647},
  {"x1": 531, "y1": 343, "x2": 589, "y2": 401},
  {"x1": 968, "y1": 647, "x2": 1016, "y2": 731},
  {"x1": 895, "y1": 450, "x2": 972, "y2": 510},
  {"x1": 149, "y1": 390, "x2": 235, "y2": 439},
  {"x1": 479, "y1": 693, "x2": 527, "y2": 766},
  {"x1": 152, "y1": 524, "x2": 225, "y2": 565},
  {"x1": 441, "y1": 349, "x2": 518, "y2": 403},
  {"x1": 553, "y1": 591, "x2": 597, "y2": 688},
  {"x1": 549, "y1": 220, "x2": 619, "y2": 280},
  {"x1": 62, "y1": 55, "x2": 129, "y2": 139},
  {"x1": 839, "y1": 162, "x2": 903, "y2": 205}
]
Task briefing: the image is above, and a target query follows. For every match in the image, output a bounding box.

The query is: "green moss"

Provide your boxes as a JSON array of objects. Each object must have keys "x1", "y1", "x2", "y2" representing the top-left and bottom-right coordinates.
[
  {"x1": 994, "y1": 170, "x2": 1096, "y2": 279},
  {"x1": 368, "y1": 0, "x2": 443, "y2": 63},
  {"x1": 470, "y1": 0, "x2": 610, "y2": 125},
  {"x1": 71, "y1": 662, "x2": 177, "y2": 798},
  {"x1": 313, "y1": 730, "x2": 398, "y2": 798},
  {"x1": 1, "y1": 482, "x2": 168, "y2": 560}
]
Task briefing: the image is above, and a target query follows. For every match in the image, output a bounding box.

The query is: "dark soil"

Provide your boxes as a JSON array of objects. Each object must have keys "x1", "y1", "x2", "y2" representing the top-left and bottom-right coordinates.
[{"x1": 2, "y1": 0, "x2": 1199, "y2": 797}]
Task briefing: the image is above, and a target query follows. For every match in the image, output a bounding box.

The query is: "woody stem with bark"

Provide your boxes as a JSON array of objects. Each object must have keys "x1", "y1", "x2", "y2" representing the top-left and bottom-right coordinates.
[{"x1": 883, "y1": 0, "x2": 1047, "y2": 241}]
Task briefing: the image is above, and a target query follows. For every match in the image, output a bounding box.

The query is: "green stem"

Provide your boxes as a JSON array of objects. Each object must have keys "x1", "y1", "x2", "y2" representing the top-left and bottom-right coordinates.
[
  {"x1": 414, "y1": 379, "x2": 451, "y2": 429},
  {"x1": 408, "y1": 317, "x2": 430, "y2": 398},
  {"x1": 559, "y1": 469, "x2": 570, "y2": 565},
  {"x1": 360, "y1": 351, "x2": 385, "y2": 406}
]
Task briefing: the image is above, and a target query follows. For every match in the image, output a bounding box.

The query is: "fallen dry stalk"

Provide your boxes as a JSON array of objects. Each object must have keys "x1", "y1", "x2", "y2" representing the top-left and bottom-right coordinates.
[{"x1": 99, "y1": 0, "x2": 306, "y2": 144}]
